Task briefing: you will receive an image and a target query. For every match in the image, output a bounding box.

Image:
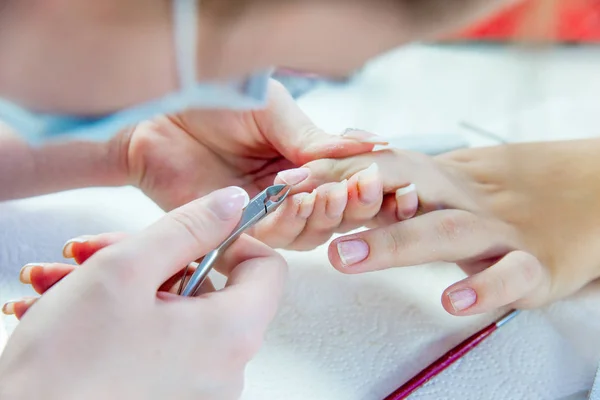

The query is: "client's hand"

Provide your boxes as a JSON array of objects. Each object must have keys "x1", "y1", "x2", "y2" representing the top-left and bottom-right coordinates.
[
  {"x1": 0, "y1": 187, "x2": 287, "y2": 400},
  {"x1": 112, "y1": 80, "x2": 384, "y2": 251},
  {"x1": 291, "y1": 139, "x2": 600, "y2": 316}
]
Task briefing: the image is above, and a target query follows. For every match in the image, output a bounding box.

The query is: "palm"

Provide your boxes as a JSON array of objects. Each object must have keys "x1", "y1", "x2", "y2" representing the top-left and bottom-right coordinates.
[{"x1": 123, "y1": 108, "x2": 296, "y2": 211}]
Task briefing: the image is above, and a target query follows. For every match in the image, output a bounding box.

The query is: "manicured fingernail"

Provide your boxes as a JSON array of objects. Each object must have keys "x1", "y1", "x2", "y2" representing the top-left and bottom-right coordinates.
[
  {"x1": 19, "y1": 263, "x2": 43, "y2": 284},
  {"x1": 396, "y1": 183, "x2": 416, "y2": 198},
  {"x1": 396, "y1": 183, "x2": 418, "y2": 220},
  {"x1": 2, "y1": 301, "x2": 16, "y2": 315},
  {"x1": 62, "y1": 236, "x2": 93, "y2": 258},
  {"x1": 326, "y1": 180, "x2": 348, "y2": 218},
  {"x1": 448, "y1": 288, "x2": 477, "y2": 311},
  {"x1": 337, "y1": 239, "x2": 369, "y2": 266},
  {"x1": 358, "y1": 163, "x2": 381, "y2": 204},
  {"x1": 208, "y1": 186, "x2": 250, "y2": 220},
  {"x1": 342, "y1": 129, "x2": 389, "y2": 145},
  {"x1": 299, "y1": 190, "x2": 317, "y2": 219},
  {"x1": 277, "y1": 167, "x2": 310, "y2": 186}
]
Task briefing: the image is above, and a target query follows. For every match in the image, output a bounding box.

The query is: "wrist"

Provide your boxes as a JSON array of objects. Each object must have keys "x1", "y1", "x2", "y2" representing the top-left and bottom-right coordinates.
[{"x1": 0, "y1": 125, "x2": 130, "y2": 201}]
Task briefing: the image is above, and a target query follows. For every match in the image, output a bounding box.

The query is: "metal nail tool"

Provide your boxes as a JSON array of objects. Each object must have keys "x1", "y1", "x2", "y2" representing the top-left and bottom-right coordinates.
[{"x1": 178, "y1": 184, "x2": 292, "y2": 297}]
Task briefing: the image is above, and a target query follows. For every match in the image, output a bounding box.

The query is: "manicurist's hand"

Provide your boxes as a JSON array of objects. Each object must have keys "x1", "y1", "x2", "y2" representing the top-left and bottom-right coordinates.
[{"x1": 0, "y1": 187, "x2": 287, "y2": 400}]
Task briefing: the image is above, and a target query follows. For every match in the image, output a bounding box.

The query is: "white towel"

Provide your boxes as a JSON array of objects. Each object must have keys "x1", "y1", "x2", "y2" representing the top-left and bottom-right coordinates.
[{"x1": 1, "y1": 187, "x2": 600, "y2": 400}]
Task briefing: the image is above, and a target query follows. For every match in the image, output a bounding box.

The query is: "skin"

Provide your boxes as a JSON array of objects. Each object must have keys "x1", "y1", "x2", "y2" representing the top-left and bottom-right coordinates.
[
  {"x1": 0, "y1": 0, "x2": 508, "y2": 114},
  {"x1": 2, "y1": 0, "x2": 582, "y2": 398},
  {"x1": 0, "y1": 188, "x2": 288, "y2": 400},
  {"x1": 12, "y1": 139, "x2": 600, "y2": 320}
]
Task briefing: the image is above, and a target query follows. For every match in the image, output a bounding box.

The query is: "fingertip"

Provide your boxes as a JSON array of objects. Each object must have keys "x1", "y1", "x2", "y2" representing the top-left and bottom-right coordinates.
[
  {"x1": 276, "y1": 167, "x2": 311, "y2": 186},
  {"x1": 395, "y1": 184, "x2": 419, "y2": 220},
  {"x1": 299, "y1": 190, "x2": 317, "y2": 219},
  {"x1": 62, "y1": 236, "x2": 92, "y2": 258},
  {"x1": 442, "y1": 286, "x2": 479, "y2": 316},
  {"x1": 6, "y1": 298, "x2": 37, "y2": 320},
  {"x1": 328, "y1": 238, "x2": 369, "y2": 275}
]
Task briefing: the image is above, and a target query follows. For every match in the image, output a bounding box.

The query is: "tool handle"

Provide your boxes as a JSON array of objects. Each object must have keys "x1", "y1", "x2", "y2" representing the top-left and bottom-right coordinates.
[
  {"x1": 180, "y1": 249, "x2": 220, "y2": 297},
  {"x1": 384, "y1": 323, "x2": 497, "y2": 400}
]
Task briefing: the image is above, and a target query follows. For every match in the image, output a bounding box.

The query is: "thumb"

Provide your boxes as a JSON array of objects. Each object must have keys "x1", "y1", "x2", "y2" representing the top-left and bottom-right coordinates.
[
  {"x1": 254, "y1": 80, "x2": 386, "y2": 165},
  {"x1": 87, "y1": 186, "x2": 250, "y2": 290}
]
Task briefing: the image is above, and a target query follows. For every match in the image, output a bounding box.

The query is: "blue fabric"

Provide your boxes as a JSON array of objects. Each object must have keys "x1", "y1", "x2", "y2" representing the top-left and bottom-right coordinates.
[{"x1": 0, "y1": 70, "x2": 272, "y2": 145}]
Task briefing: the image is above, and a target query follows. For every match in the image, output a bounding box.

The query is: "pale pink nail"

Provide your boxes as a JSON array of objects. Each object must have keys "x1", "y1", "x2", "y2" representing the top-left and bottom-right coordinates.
[
  {"x1": 337, "y1": 239, "x2": 369, "y2": 266},
  {"x1": 396, "y1": 184, "x2": 418, "y2": 220},
  {"x1": 448, "y1": 288, "x2": 477, "y2": 311},
  {"x1": 208, "y1": 187, "x2": 250, "y2": 220},
  {"x1": 326, "y1": 180, "x2": 348, "y2": 219},
  {"x1": 357, "y1": 163, "x2": 381, "y2": 204},
  {"x1": 2, "y1": 301, "x2": 15, "y2": 315},
  {"x1": 277, "y1": 168, "x2": 310, "y2": 186},
  {"x1": 299, "y1": 190, "x2": 317, "y2": 219},
  {"x1": 342, "y1": 129, "x2": 389, "y2": 145},
  {"x1": 395, "y1": 184, "x2": 416, "y2": 198}
]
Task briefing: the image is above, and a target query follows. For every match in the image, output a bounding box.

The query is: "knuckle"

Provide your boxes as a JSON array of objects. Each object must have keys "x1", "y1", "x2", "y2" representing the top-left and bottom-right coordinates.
[
  {"x1": 514, "y1": 251, "x2": 542, "y2": 284},
  {"x1": 379, "y1": 228, "x2": 405, "y2": 257},
  {"x1": 489, "y1": 272, "x2": 510, "y2": 301},
  {"x1": 88, "y1": 248, "x2": 139, "y2": 287},
  {"x1": 435, "y1": 211, "x2": 474, "y2": 242},
  {"x1": 168, "y1": 208, "x2": 213, "y2": 247}
]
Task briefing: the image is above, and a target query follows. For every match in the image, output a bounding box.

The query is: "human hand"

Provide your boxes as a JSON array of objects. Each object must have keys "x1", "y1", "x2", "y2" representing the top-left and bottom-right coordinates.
[
  {"x1": 109, "y1": 80, "x2": 384, "y2": 250},
  {"x1": 293, "y1": 140, "x2": 600, "y2": 316},
  {"x1": 115, "y1": 80, "x2": 379, "y2": 211},
  {"x1": 0, "y1": 187, "x2": 287, "y2": 400}
]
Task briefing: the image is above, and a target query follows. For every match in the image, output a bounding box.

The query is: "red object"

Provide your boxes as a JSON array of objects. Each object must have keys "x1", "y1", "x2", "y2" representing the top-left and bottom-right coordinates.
[
  {"x1": 383, "y1": 323, "x2": 496, "y2": 400},
  {"x1": 453, "y1": 0, "x2": 600, "y2": 42}
]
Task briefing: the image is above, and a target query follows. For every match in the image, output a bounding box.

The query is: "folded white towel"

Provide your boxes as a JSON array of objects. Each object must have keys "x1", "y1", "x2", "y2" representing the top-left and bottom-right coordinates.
[{"x1": 1, "y1": 188, "x2": 599, "y2": 400}]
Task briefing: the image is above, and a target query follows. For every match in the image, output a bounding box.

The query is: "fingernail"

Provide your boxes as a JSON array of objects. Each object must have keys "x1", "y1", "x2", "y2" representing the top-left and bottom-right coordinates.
[
  {"x1": 277, "y1": 167, "x2": 310, "y2": 186},
  {"x1": 337, "y1": 239, "x2": 369, "y2": 266},
  {"x1": 396, "y1": 184, "x2": 418, "y2": 220},
  {"x1": 19, "y1": 263, "x2": 42, "y2": 284},
  {"x1": 448, "y1": 288, "x2": 477, "y2": 311},
  {"x1": 326, "y1": 180, "x2": 348, "y2": 218},
  {"x1": 396, "y1": 183, "x2": 416, "y2": 198},
  {"x1": 342, "y1": 129, "x2": 389, "y2": 145},
  {"x1": 2, "y1": 301, "x2": 16, "y2": 315},
  {"x1": 208, "y1": 186, "x2": 250, "y2": 220},
  {"x1": 62, "y1": 235, "x2": 93, "y2": 258},
  {"x1": 299, "y1": 190, "x2": 317, "y2": 219},
  {"x1": 358, "y1": 163, "x2": 381, "y2": 204}
]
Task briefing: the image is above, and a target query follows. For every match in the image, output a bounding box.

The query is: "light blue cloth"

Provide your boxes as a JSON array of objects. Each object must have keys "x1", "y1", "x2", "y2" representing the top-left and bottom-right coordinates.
[
  {"x1": 0, "y1": 0, "x2": 272, "y2": 145},
  {"x1": 589, "y1": 364, "x2": 600, "y2": 399}
]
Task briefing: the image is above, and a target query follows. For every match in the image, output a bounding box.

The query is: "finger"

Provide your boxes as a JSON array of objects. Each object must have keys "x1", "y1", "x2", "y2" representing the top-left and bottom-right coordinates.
[
  {"x1": 157, "y1": 262, "x2": 216, "y2": 295},
  {"x1": 255, "y1": 80, "x2": 381, "y2": 165},
  {"x1": 279, "y1": 151, "x2": 412, "y2": 195},
  {"x1": 289, "y1": 181, "x2": 348, "y2": 250},
  {"x1": 329, "y1": 210, "x2": 516, "y2": 273},
  {"x1": 212, "y1": 236, "x2": 288, "y2": 329},
  {"x1": 249, "y1": 192, "x2": 316, "y2": 249},
  {"x1": 336, "y1": 164, "x2": 383, "y2": 232},
  {"x1": 371, "y1": 185, "x2": 419, "y2": 226},
  {"x1": 19, "y1": 263, "x2": 77, "y2": 294},
  {"x1": 63, "y1": 232, "x2": 129, "y2": 264},
  {"x1": 441, "y1": 251, "x2": 549, "y2": 316},
  {"x1": 2, "y1": 297, "x2": 37, "y2": 320},
  {"x1": 89, "y1": 187, "x2": 250, "y2": 289}
]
